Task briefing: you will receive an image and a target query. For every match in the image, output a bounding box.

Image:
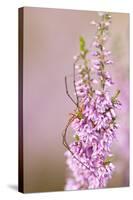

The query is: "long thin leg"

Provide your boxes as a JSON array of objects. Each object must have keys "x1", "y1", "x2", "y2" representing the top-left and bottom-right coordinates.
[
  {"x1": 62, "y1": 117, "x2": 90, "y2": 170},
  {"x1": 65, "y1": 76, "x2": 77, "y2": 107}
]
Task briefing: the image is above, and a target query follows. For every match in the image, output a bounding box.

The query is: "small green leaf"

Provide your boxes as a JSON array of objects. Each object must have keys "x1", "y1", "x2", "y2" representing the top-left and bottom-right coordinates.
[
  {"x1": 76, "y1": 111, "x2": 83, "y2": 120},
  {"x1": 103, "y1": 156, "x2": 114, "y2": 165},
  {"x1": 111, "y1": 89, "x2": 120, "y2": 103},
  {"x1": 75, "y1": 134, "x2": 80, "y2": 141},
  {"x1": 104, "y1": 13, "x2": 111, "y2": 21},
  {"x1": 80, "y1": 36, "x2": 86, "y2": 52},
  {"x1": 115, "y1": 89, "x2": 120, "y2": 98}
]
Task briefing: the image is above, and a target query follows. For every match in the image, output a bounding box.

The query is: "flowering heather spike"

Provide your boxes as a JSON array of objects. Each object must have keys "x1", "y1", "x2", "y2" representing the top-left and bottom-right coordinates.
[{"x1": 63, "y1": 12, "x2": 121, "y2": 190}]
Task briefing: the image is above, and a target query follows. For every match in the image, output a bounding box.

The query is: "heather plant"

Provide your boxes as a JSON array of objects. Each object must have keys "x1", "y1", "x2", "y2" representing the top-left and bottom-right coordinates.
[{"x1": 62, "y1": 12, "x2": 121, "y2": 190}]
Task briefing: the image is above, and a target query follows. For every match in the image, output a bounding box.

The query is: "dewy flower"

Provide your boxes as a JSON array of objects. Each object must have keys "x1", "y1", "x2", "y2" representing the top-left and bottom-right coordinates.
[{"x1": 63, "y1": 13, "x2": 121, "y2": 190}]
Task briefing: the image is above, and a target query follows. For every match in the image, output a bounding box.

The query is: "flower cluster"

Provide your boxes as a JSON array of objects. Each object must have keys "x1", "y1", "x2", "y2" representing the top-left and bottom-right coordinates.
[{"x1": 63, "y1": 13, "x2": 121, "y2": 190}]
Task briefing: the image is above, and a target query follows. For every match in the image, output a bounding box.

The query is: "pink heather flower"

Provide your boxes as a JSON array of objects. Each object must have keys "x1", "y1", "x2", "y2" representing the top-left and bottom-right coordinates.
[
  {"x1": 103, "y1": 50, "x2": 111, "y2": 56},
  {"x1": 64, "y1": 13, "x2": 121, "y2": 190},
  {"x1": 105, "y1": 60, "x2": 114, "y2": 65},
  {"x1": 91, "y1": 51, "x2": 100, "y2": 56}
]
